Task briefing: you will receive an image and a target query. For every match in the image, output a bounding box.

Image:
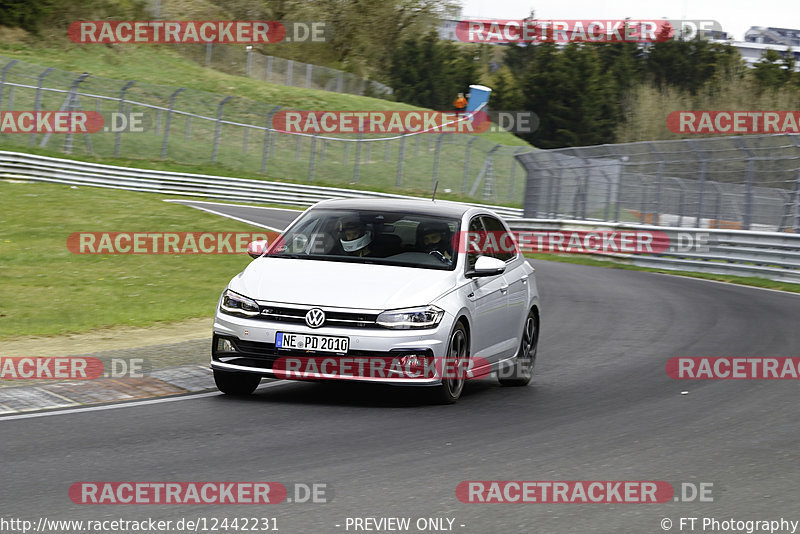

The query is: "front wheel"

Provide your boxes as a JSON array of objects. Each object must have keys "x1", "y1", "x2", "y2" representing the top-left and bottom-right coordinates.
[
  {"x1": 499, "y1": 309, "x2": 538, "y2": 386},
  {"x1": 431, "y1": 322, "x2": 468, "y2": 404},
  {"x1": 214, "y1": 369, "x2": 261, "y2": 396}
]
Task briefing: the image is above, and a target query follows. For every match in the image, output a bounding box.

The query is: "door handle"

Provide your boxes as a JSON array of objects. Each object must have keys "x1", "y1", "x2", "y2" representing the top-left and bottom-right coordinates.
[
  {"x1": 500, "y1": 285, "x2": 508, "y2": 294},
  {"x1": 520, "y1": 275, "x2": 528, "y2": 285}
]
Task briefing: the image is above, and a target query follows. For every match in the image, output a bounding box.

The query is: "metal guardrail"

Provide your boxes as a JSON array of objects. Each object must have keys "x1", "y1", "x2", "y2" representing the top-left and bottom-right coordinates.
[
  {"x1": 5, "y1": 148, "x2": 796, "y2": 283},
  {"x1": 508, "y1": 219, "x2": 800, "y2": 284},
  {"x1": 0, "y1": 150, "x2": 523, "y2": 218}
]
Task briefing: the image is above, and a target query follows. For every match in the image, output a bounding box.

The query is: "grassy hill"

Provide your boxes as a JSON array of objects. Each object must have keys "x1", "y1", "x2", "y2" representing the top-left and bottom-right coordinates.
[{"x1": 0, "y1": 38, "x2": 532, "y2": 205}]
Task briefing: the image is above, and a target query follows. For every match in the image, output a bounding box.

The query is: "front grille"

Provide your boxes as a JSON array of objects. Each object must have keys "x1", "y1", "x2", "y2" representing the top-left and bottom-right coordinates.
[
  {"x1": 255, "y1": 304, "x2": 380, "y2": 329},
  {"x1": 214, "y1": 335, "x2": 431, "y2": 360}
]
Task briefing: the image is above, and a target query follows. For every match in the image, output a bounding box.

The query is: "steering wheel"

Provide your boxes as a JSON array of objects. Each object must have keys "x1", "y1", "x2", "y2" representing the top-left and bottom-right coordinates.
[{"x1": 428, "y1": 250, "x2": 452, "y2": 265}]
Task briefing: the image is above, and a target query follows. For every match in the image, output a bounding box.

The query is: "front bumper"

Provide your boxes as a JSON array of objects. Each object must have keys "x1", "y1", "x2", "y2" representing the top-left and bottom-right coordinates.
[{"x1": 211, "y1": 311, "x2": 451, "y2": 386}]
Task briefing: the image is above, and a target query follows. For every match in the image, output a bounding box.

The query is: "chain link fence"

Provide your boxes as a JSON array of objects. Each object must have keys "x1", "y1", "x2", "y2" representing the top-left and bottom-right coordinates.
[
  {"x1": 178, "y1": 43, "x2": 393, "y2": 97},
  {"x1": 518, "y1": 135, "x2": 800, "y2": 232},
  {"x1": 0, "y1": 56, "x2": 531, "y2": 206}
]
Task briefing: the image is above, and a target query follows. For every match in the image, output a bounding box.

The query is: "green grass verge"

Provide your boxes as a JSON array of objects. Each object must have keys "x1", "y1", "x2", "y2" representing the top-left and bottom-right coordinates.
[
  {"x1": 0, "y1": 180, "x2": 280, "y2": 339},
  {"x1": 525, "y1": 253, "x2": 800, "y2": 294},
  {"x1": 2, "y1": 181, "x2": 796, "y2": 341}
]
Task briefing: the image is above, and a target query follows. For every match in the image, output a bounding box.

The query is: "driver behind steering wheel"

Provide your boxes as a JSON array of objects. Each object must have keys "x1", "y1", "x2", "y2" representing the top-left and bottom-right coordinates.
[
  {"x1": 338, "y1": 217, "x2": 373, "y2": 257},
  {"x1": 417, "y1": 221, "x2": 453, "y2": 264}
]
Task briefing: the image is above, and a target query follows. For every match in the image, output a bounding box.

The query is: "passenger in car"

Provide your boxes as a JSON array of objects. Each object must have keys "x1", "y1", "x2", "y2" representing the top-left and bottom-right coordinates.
[{"x1": 417, "y1": 221, "x2": 453, "y2": 263}]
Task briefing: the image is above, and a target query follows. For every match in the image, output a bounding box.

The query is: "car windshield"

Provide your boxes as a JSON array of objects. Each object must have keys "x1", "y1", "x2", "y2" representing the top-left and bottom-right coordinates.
[{"x1": 267, "y1": 209, "x2": 461, "y2": 270}]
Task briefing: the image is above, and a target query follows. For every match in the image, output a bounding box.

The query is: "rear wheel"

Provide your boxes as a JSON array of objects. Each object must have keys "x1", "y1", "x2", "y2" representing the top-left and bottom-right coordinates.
[
  {"x1": 214, "y1": 369, "x2": 261, "y2": 396},
  {"x1": 499, "y1": 309, "x2": 538, "y2": 386},
  {"x1": 432, "y1": 322, "x2": 468, "y2": 404}
]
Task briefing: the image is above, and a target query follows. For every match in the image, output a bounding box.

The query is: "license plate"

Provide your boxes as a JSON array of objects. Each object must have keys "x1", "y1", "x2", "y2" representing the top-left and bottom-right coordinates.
[{"x1": 275, "y1": 332, "x2": 349, "y2": 353}]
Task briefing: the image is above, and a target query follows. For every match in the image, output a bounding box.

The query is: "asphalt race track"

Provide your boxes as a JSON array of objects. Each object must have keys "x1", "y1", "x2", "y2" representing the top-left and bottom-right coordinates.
[{"x1": 3, "y1": 204, "x2": 800, "y2": 533}]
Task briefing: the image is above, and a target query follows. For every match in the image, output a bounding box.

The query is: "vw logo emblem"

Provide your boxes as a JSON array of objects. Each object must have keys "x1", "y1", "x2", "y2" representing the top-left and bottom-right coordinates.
[{"x1": 305, "y1": 308, "x2": 325, "y2": 328}]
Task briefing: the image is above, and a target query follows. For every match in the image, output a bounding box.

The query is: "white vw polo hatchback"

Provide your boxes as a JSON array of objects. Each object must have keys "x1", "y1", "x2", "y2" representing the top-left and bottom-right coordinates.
[{"x1": 211, "y1": 198, "x2": 540, "y2": 403}]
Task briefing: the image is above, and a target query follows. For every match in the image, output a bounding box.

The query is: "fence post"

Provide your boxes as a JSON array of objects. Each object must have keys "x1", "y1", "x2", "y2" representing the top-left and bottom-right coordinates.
[
  {"x1": 266, "y1": 55, "x2": 273, "y2": 81},
  {"x1": 353, "y1": 132, "x2": 363, "y2": 183},
  {"x1": 113, "y1": 81, "x2": 135, "y2": 156},
  {"x1": 336, "y1": 72, "x2": 343, "y2": 93},
  {"x1": 308, "y1": 135, "x2": 317, "y2": 181},
  {"x1": 305, "y1": 63, "x2": 312, "y2": 88},
  {"x1": 0, "y1": 59, "x2": 18, "y2": 111},
  {"x1": 63, "y1": 73, "x2": 90, "y2": 155},
  {"x1": 710, "y1": 182, "x2": 724, "y2": 224},
  {"x1": 161, "y1": 87, "x2": 185, "y2": 158},
  {"x1": 688, "y1": 139, "x2": 707, "y2": 227},
  {"x1": 613, "y1": 151, "x2": 629, "y2": 223},
  {"x1": 205, "y1": 43, "x2": 213, "y2": 67},
  {"x1": 432, "y1": 133, "x2": 446, "y2": 185},
  {"x1": 396, "y1": 135, "x2": 406, "y2": 186},
  {"x1": 462, "y1": 137, "x2": 478, "y2": 194},
  {"x1": 286, "y1": 60, "x2": 294, "y2": 85},
  {"x1": 508, "y1": 147, "x2": 526, "y2": 201},
  {"x1": 469, "y1": 144, "x2": 501, "y2": 198},
  {"x1": 647, "y1": 143, "x2": 665, "y2": 225},
  {"x1": 30, "y1": 67, "x2": 55, "y2": 145},
  {"x1": 734, "y1": 137, "x2": 755, "y2": 230},
  {"x1": 0, "y1": 59, "x2": 19, "y2": 140},
  {"x1": 211, "y1": 95, "x2": 233, "y2": 162},
  {"x1": 246, "y1": 46, "x2": 253, "y2": 76},
  {"x1": 261, "y1": 105, "x2": 281, "y2": 173}
]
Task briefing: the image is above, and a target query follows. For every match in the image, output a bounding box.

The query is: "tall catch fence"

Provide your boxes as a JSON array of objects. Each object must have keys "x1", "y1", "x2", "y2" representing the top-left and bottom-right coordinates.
[
  {"x1": 517, "y1": 135, "x2": 800, "y2": 232},
  {"x1": 0, "y1": 56, "x2": 532, "y2": 207}
]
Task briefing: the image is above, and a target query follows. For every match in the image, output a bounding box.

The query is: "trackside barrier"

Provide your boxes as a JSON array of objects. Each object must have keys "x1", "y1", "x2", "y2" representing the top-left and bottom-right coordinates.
[
  {"x1": 507, "y1": 219, "x2": 800, "y2": 284},
  {"x1": 0, "y1": 150, "x2": 523, "y2": 218}
]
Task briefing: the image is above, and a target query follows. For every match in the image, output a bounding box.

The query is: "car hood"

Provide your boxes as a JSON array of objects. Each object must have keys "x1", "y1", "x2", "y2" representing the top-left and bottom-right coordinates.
[{"x1": 229, "y1": 257, "x2": 457, "y2": 310}]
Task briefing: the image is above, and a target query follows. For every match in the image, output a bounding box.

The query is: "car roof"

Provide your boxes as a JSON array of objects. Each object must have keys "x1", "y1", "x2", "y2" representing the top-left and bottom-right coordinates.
[{"x1": 310, "y1": 198, "x2": 488, "y2": 219}]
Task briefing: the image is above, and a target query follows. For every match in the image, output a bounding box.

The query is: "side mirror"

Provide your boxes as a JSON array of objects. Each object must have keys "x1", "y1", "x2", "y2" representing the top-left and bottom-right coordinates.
[
  {"x1": 467, "y1": 255, "x2": 506, "y2": 278},
  {"x1": 247, "y1": 239, "x2": 269, "y2": 259}
]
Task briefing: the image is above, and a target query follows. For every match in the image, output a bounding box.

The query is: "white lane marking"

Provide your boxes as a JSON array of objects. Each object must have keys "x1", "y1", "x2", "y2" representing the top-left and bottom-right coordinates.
[
  {"x1": 166, "y1": 199, "x2": 303, "y2": 213},
  {"x1": 526, "y1": 259, "x2": 800, "y2": 297},
  {"x1": 165, "y1": 201, "x2": 287, "y2": 232},
  {"x1": 640, "y1": 269, "x2": 800, "y2": 297},
  {"x1": 0, "y1": 381, "x2": 291, "y2": 422}
]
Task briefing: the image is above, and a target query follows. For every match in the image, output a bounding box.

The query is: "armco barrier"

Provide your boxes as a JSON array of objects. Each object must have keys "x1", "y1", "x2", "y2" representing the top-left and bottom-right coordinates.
[
  {"x1": 0, "y1": 150, "x2": 523, "y2": 219},
  {"x1": 507, "y1": 219, "x2": 800, "y2": 284},
  {"x1": 4, "y1": 149, "x2": 797, "y2": 284}
]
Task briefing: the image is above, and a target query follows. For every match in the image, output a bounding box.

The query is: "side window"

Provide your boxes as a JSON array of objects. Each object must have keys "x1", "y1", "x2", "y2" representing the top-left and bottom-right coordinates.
[
  {"x1": 466, "y1": 216, "x2": 485, "y2": 270},
  {"x1": 481, "y1": 216, "x2": 517, "y2": 262}
]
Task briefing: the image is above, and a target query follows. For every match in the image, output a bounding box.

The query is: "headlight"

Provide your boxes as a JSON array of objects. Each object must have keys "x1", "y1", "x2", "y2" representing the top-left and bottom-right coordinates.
[
  {"x1": 219, "y1": 289, "x2": 260, "y2": 318},
  {"x1": 376, "y1": 305, "x2": 444, "y2": 329}
]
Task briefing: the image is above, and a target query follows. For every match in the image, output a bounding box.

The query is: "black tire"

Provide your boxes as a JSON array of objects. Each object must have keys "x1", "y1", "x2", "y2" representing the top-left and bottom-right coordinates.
[
  {"x1": 498, "y1": 309, "x2": 538, "y2": 386},
  {"x1": 214, "y1": 369, "x2": 261, "y2": 396},
  {"x1": 431, "y1": 322, "x2": 469, "y2": 404}
]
